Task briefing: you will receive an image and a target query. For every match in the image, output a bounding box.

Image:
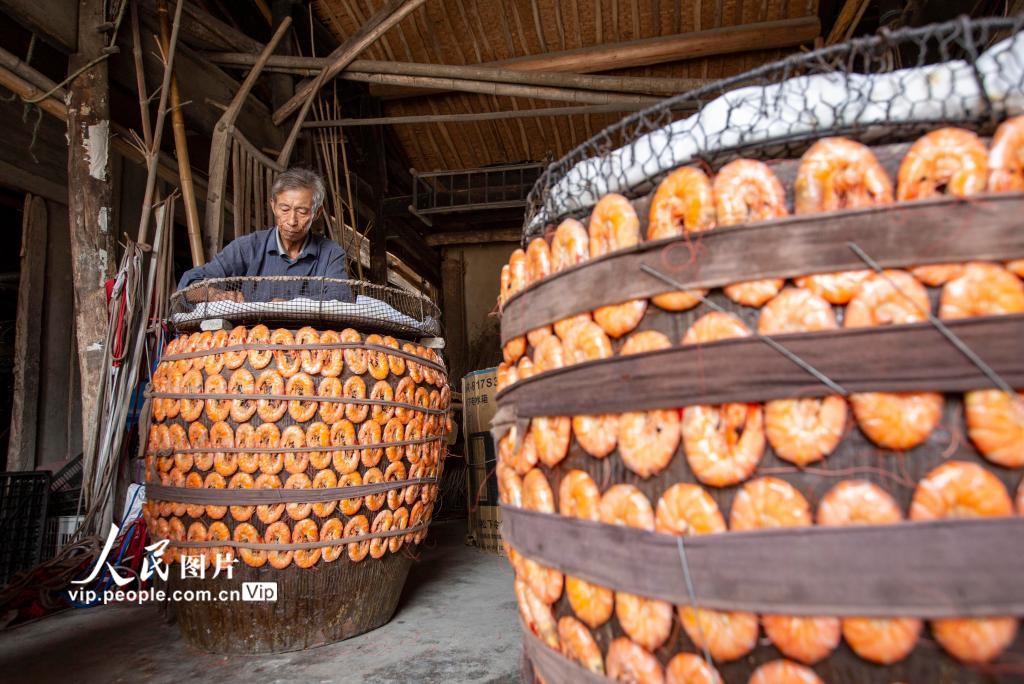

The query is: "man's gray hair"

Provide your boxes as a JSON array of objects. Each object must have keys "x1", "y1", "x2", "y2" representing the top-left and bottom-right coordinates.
[{"x1": 271, "y1": 168, "x2": 326, "y2": 213}]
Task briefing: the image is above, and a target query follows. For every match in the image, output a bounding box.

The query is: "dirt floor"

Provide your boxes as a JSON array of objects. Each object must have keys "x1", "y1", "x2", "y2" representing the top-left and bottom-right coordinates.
[{"x1": 0, "y1": 521, "x2": 520, "y2": 683}]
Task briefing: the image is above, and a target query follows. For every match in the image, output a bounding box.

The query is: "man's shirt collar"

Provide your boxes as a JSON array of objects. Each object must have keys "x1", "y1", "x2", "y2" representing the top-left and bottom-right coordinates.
[{"x1": 269, "y1": 227, "x2": 312, "y2": 263}]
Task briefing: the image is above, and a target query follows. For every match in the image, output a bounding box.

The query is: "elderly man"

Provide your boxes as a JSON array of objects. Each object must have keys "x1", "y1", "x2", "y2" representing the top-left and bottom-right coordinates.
[{"x1": 178, "y1": 168, "x2": 351, "y2": 301}]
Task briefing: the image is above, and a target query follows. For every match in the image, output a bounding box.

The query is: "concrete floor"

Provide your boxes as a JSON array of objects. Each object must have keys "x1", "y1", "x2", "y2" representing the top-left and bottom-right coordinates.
[{"x1": 0, "y1": 521, "x2": 521, "y2": 684}]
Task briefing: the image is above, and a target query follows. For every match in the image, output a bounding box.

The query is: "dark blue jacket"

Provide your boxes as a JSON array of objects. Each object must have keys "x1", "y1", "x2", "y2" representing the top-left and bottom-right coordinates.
[{"x1": 177, "y1": 228, "x2": 352, "y2": 301}]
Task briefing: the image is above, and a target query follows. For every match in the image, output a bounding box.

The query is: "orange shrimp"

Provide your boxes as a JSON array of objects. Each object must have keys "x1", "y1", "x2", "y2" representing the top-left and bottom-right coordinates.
[
  {"x1": 255, "y1": 369, "x2": 287, "y2": 423},
  {"x1": 909, "y1": 460, "x2": 1016, "y2": 663},
  {"x1": 648, "y1": 167, "x2": 717, "y2": 312},
  {"x1": 656, "y1": 484, "x2": 758, "y2": 663},
  {"x1": 566, "y1": 575, "x2": 614, "y2": 630},
  {"x1": 563, "y1": 320, "x2": 613, "y2": 365},
  {"x1": 291, "y1": 518, "x2": 321, "y2": 569},
  {"x1": 532, "y1": 416, "x2": 571, "y2": 467},
  {"x1": 621, "y1": 330, "x2": 671, "y2": 355},
  {"x1": 558, "y1": 616, "x2": 604, "y2": 675},
  {"x1": 605, "y1": 637, "x2": 665, "y2": 684},
  {"x1": 359, "y1": 419, "x2": 384, "y2": 468},
  {"x1": 526, "y1": 237, "x2": 553, "y2": 286},
  {"x1": 319, "y1": 518, "x2": 344, "y2": 563},
  {"x1": 254, "y1": 473, "x2": 285, "y2": 525},
  {"x1": 988, "y1": 115, "x2": 1024, "y2": 192},
  {"x1": 558, "y1": 470, "x2": 600, "y2": 520},
  {"x1": 532, "y1": 335, "x2": 565, "y2": 373},
  {"x1": 227, "y1": 368, "x2": 257, "y2": 423},
  {"x1": 177, "y1": 369, "x2": 204, "y2": 422},
  {"x1": 938, "y1": 261, "x2": 1024, "y2": 319},
  {"x1": 551, "y1": 218, "x2": 589, "y2": 272},
  {"x1": 844, "y1": 270, "x2": 943, "y2": 450},
  {"x1": 600, "y1": 484, "x2": 655, "y2": 531},
  {"x1": 665, "y1": 653, "x2": 722, "y2": 684},
  {"x1": 573, "y1": 414, "x2": 619, "y2": 458},
  {"x1": 234, "y1": 423, "x2": 257, "y2": 474},
  {"x1": 554, "y1": 312, "x2": 593, "y2": 341},
  {"x1": 264, "y1": 521, "x2": 293, "y2": 570},
  {"x1": 233, "y1": 522, "x2": 266, "y2": 568},
  {"x1": 369, "y1": 509, "x2": 395, "y2": 560},
  {"x1": 224, "y1": 325, "x2": 248, "y2": 370},
  {"x1": 594, "y1": 298, "x2": 647, "y2": 339},
  {"x1": 331, "y1": 420, "x2": 359, "y2": 474},
  {"x1": 317, "y1": 330, "x2": 343, "y2": 377},
  {"x1": 761, "y1": 615, "x2": 841, "y2": 666},
  {"x1": 503, "y1": 336, "x2": 527, "y2": 365},
  {"x1": 682, "y1": 313, "x2": 764, "y2": 486},
  {"x1": 499, "y1": 264, "x2": 512, "y2": 310},
  {"x1": 311, "y1": 468, "x2": 338, "y2": 518},
  {"x1": 281, "y1": 425, "x2": 308, "y2": 474},
  {"x1": 294, "y1": 326, "x2": 323, "y2": 376},
  {"x1": 794, "y1": 137, "x2": 893, "y2": 213},
  {"x1": 523, "y1": 468, "x2": 555, "y2": 513},
  {"x1": 897, "y1": 128, "x2": 989, "y2": 285},
  {"x1": 246, "y1": 324, "x2": 273, "y2": 370},
  {"x1": 816, "y1": 480, "x2": 920, "y2": 664},
  {"x1": 190, "y1": 423, "x2": 213, "y2": 472},
  {"x1": 516, "y1": 355, "x2": 535, "y2": 382},
  {"x1": 527, "y1": 324, "x2": 554, "y2": 349},
  {"x1": 758, "y1": 288, "x2": 846, "y2": 466},
  {"x1": 364, "y1": 334, "x2": 390, "y2": 380},
  {"x1": 271, "y1": 328, "x2": 301, "y2": 377},
  {"x1": 747, "y1": 660, "x2": 823, "y2": 684},
  {"x1": 340, "y1": 328, "x2": 367, "y2": 375},
  {"x1": 729, "y1": 477, "x2": 812, "y2": 530},
  {"x1": 381, "y1": 335, "x2": 405, "y2": 377},
  {"x1": 286, "y1": 372, "x2": 318, "y2": 423},
  {"x1": 306, "y1": 422, "x2": 331, "y2": 470},
  {"x1": 284, "y1": 472, "x2": 312, "y2": 521},
  {"x1": 343, "y1": 375, "x2": 369, "y2": 423},
  {"x1": 317, "y1": 377, "x2": 345, "y2": 424},
  {"x1": 515, "y1": 577, "x2": 559, "y2": 650},
  {"x1": 345, "y1": 514, "x2": 371, "y2": 562},
  {"x1": 965, "y1": 390, "x2": 1024, "y2": 468},
  {"x1": 618, "y1": 409, "x2": 680, "y2": 478},
  {"x1": 713, "y1": 160, "x2": 787, "y2": 307}
]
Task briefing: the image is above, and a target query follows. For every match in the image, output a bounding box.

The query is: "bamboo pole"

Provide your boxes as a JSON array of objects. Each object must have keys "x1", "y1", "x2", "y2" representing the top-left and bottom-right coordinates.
[
  {"x1": 206, "y1": 53, "x2": 711, "y2": 96},
  {"x1": 130, "y1": 3, "x2": 152, "y2": 150},
  {"x1": 272, "y1": 0, "x2": 427, "y2": 126},
  {"x1": 826, "y1": 0, "x2": 871, "y2": 45},
  {"x1": 158, "y1": 0, "x2": 203, "y2": 267},
  {"x1": 301, "y1": 102, "x2": 689, "y2": 128},
  {"x1": 136, "y1": 0, "x2": 185, "y2": 246}
]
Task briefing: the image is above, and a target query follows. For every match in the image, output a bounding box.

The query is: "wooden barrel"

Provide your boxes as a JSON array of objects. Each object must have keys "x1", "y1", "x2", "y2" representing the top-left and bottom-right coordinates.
[
  {"x1": 496, "y1": 134, "x2": 1024, "y2": 682},
  {"x1": 141, "y1": 324, "x2": 450, "y2": 654}
]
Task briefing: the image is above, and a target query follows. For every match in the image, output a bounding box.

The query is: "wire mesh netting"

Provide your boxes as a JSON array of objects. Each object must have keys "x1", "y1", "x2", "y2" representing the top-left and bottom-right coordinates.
[
  {"x1": 169, "y1": 277, "x2": 442, "y2": 338},
  {"x1": 523, "y1": 16, "x2": 1024, "y2": 237}
]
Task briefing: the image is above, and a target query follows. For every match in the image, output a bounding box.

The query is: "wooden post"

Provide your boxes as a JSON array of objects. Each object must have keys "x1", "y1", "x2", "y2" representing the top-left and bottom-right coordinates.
[
  {"x1": 7, "y1": 196, "x2": 47, "y2": 471},
  {"x1": 269, "y1": 0, "x2": 297, "y2": 112},
  {"x1": 66, "y1": 0, "x2": 116, "y2": 469},
  {"x1": 441, "y1": 249, "x2": 468, "y2": 382}
]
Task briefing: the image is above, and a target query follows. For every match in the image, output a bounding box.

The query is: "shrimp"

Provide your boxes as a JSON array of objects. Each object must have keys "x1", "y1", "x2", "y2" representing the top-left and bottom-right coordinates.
[
  {"x1": 621, "y1": 330, "x2": 671, "y2": 355},
  {"x1": 228, "y1": 369, "x2": 257, "y2": 423},
  {"x1": 844, "y1": 270, "x2": 943, "y2": 450},
  {"x1": 281, "y1": 425, "x2": 308, "y2": 474},
  {"x1": 498, "y1": 464, "x2": 524, "y2": 507},
  {"x1": 909, "y1": 460, "x2": 1016, "y2": 663},
  {"x1": 516, "y1": 355, "x2": 535, "y2": 382},
  {"x1": 681, "y1": 311, "x2": 749, "y2": 345},
  {"x1": 233, "y1": 522, "x2": 266, "y2": 568},
  {"x1": 527, "y1": 325, "x2": 554, "y2": 349},
  {"x1": 523, "y1": 468, "x2": 555, "y2": 513},
  {"x1": 526, "y1": 237, "x2": 553, "y2": 286},
  {"x1": 713, "y1": 160, "x2": 787, "y2": 307},
  {"x1": 563, "y1": 320, "x2": 613, "y2": 364},
  {"x1": 600, "y1": 484, "x2": 655, "y2": 531},
  {"x1": 617, "y1": 591, "x2": 674, "y2": 651},
  {"x1": 331, "y1": 419, "x2": 359, "y2": 474},
  {"x1": 234, "y1": 423, "x2": 258, "y2": 474},
  {"x1": 255, "y1": 424, "x2": 283, "y2": 475},
  {"x1": 747, "y1": 660, "x2": 823, "y2": 684},
  {"x1": 618, "y1": 409, "x2": 680, "y2": 478},
  {"x1": 665, "y1": 653, "x2": 722, "y2": 684},
  {"x1": 966, "y1": 390, "x2": 1024, "y2": 468},
  {"x1": 758, "y1": 288, "x2": 846, "y2": 466},
  {"x1": 557, "y1": 616, "x2": 604, "y2": 675},
  {"x1": 938, "y1": 261, "x2": 1024, "y2": 319},
  {"x1": 263, "y1": 521, "x2": 293, "y2": 570},
  {"x1": 224, "y1": 325, "x2": 248, "y2": 370},
  {"x1": 532, "y1": 335, "x2": 565, "y2": 373},
  {"x1": 503, "y1": 336, "x2": 527, "y2": 365},
  {"x1": 369, "y1": 509, "x2": 394, "y2": 560},
  {"x1": 190, "y1": 423, "x2": 213, "y2": 472},
  {"x1": 532, "y1": 416, "x2": 571, "y2": 467},
  {"x1": 271, "y1": 328, "x2": 301, "y2": 377},
  {"x1": 345, "y1": 515, "x2": 370, "y2": 562},
  {"x1": 254, "y1": 473, "x2": 284, "y2": 524},
  {"x1": 359, "y1": 419, "x2": 384, "y2": 468},
  {"x1": 795, "y1": 137, "x2": 893, "y2": 212},
  {"x1": 515, "y1": 577, "x2": 559, "y2": 650},
  {"x1": 729, "y1": 477, "x2": 812, "y2": 531},
  {"x1": 566, "y1": 575, "x2": 614, "y2": 629},
  {"x1": 317, "y1": 377, "x2": 345, "y2": 424},
  {"x1": 204, "y1": 329, "x2": 228, "y2": 376},
  {"x1": 177, "y1": 369, "x2": 205, "y2": 422},
  {"x1": 344, "y1": 375, "x2": 369, "y2": 423},
  {"x1": 816, "y1": 480, "x2": 902, "y2": 526},
  {"x1": 605, "y1": 637, "x2": 665, "y2": 684},
  {"x1": 340, "y1": 328, "x2": 367, "y2": 375},
  {"x1": 499, "y1": 264, "x2": 511, "y2": 310},
  {"x1": 594, "y1": 299, "x2": 647, "y2": 339},
  {"x1": 247, "y1": 324, "x2": 273, "y2": 370},
  {"x1": 382, "y1": 336, "x2": 405, "y2": 377},
  {"x1": 286, "y1": 372, "x2": 318, "y2": 423},
  {"x1": 365, "y1": 334, "x2": 390, "y2": 380},
  {"x1": 897, "y1": 127, "x2": 988, "y2": 285},
  {"x1": 761, "y1": 615, "x2": 841, "y2": 666},
  {"x1": 573, "y1": 414, "x2": 619, "y2": 458},
  {"x1": 558, "y1": 470, "x2": 600, "y2": 521},
  {"x1": 988, "y1": 115, "x2": 1024, "y2": 192},
  {"x1": 898, "y1": 127, "x2": 988, "y2": 200},
  {"x1": 255, "y1": 369, "x2": 287, "y2": 423},
  {"x1": 656, "y1": 484, "x2": 757, "y2": 662},
  {"x1": 793, "y1": 270, "x2": 872, "y2": 306},
  {"x1": 589, "y1": 193, "x2": 640, "y2": 258},
  {"x1": 554, "y1": 313, "x2": 593, "y2": 341},
  {"x1": 648, "y1": 167, "x2": 717, "y2": 312},
  {"x1": 551, "y1": 218, "x2": 589, "y2": 272},
  {"x1": 816, "y1": 480, "x2": 920, "y2": 664}
]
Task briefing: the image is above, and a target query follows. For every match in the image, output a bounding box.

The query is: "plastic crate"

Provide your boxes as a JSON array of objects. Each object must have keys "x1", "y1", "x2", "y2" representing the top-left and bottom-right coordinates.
[{"x1": 0, "y1": 472, "x2": 50, "y2": 586}]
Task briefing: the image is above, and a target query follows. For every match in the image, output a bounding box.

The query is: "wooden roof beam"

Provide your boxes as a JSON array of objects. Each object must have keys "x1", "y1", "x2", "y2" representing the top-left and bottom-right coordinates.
[{"x1": 370, "y1": 16, "x2": 820, "y2": 100}]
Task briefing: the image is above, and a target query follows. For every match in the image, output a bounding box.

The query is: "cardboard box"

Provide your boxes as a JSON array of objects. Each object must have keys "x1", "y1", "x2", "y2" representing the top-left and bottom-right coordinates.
[{"x1": 462, "y1": 367, "x2": 504, "y2": 554}]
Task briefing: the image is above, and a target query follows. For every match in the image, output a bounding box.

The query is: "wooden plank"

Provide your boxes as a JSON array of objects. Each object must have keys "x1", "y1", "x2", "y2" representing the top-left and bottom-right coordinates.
[
  {"x1": 426, "y1": 228, "x2": 521, "y2": 246},
  {"x1": 6, "y1": 196, "x2": 47, "y2": 471},
  {"x1": 0, "y1": 0, "x2": 77, "y2": 52}
]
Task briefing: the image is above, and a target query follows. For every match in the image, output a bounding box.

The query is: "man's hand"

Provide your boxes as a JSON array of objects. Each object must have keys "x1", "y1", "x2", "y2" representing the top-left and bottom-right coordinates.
[{"x1": 185, "y1": 287, "x2": 243, "y2": 304}]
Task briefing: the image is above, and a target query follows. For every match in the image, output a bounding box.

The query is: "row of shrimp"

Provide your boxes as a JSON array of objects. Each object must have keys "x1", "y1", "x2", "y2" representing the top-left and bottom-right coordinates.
[
  {"x1": 500, "y1": 117, "x2": 1024, "y2": 328},
  {"x1": 143, "y1": 497, "x2": 432, "y2": 569},
  {"x1": 499, "y1": 279, "x2": 1022, "y2": 491},
  {"x1": 155, "y1": 326, "x2": 447, "y2": 399},
  {"x1": 505, "y1": 465, "x2": 1024, "y2": 678}
]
